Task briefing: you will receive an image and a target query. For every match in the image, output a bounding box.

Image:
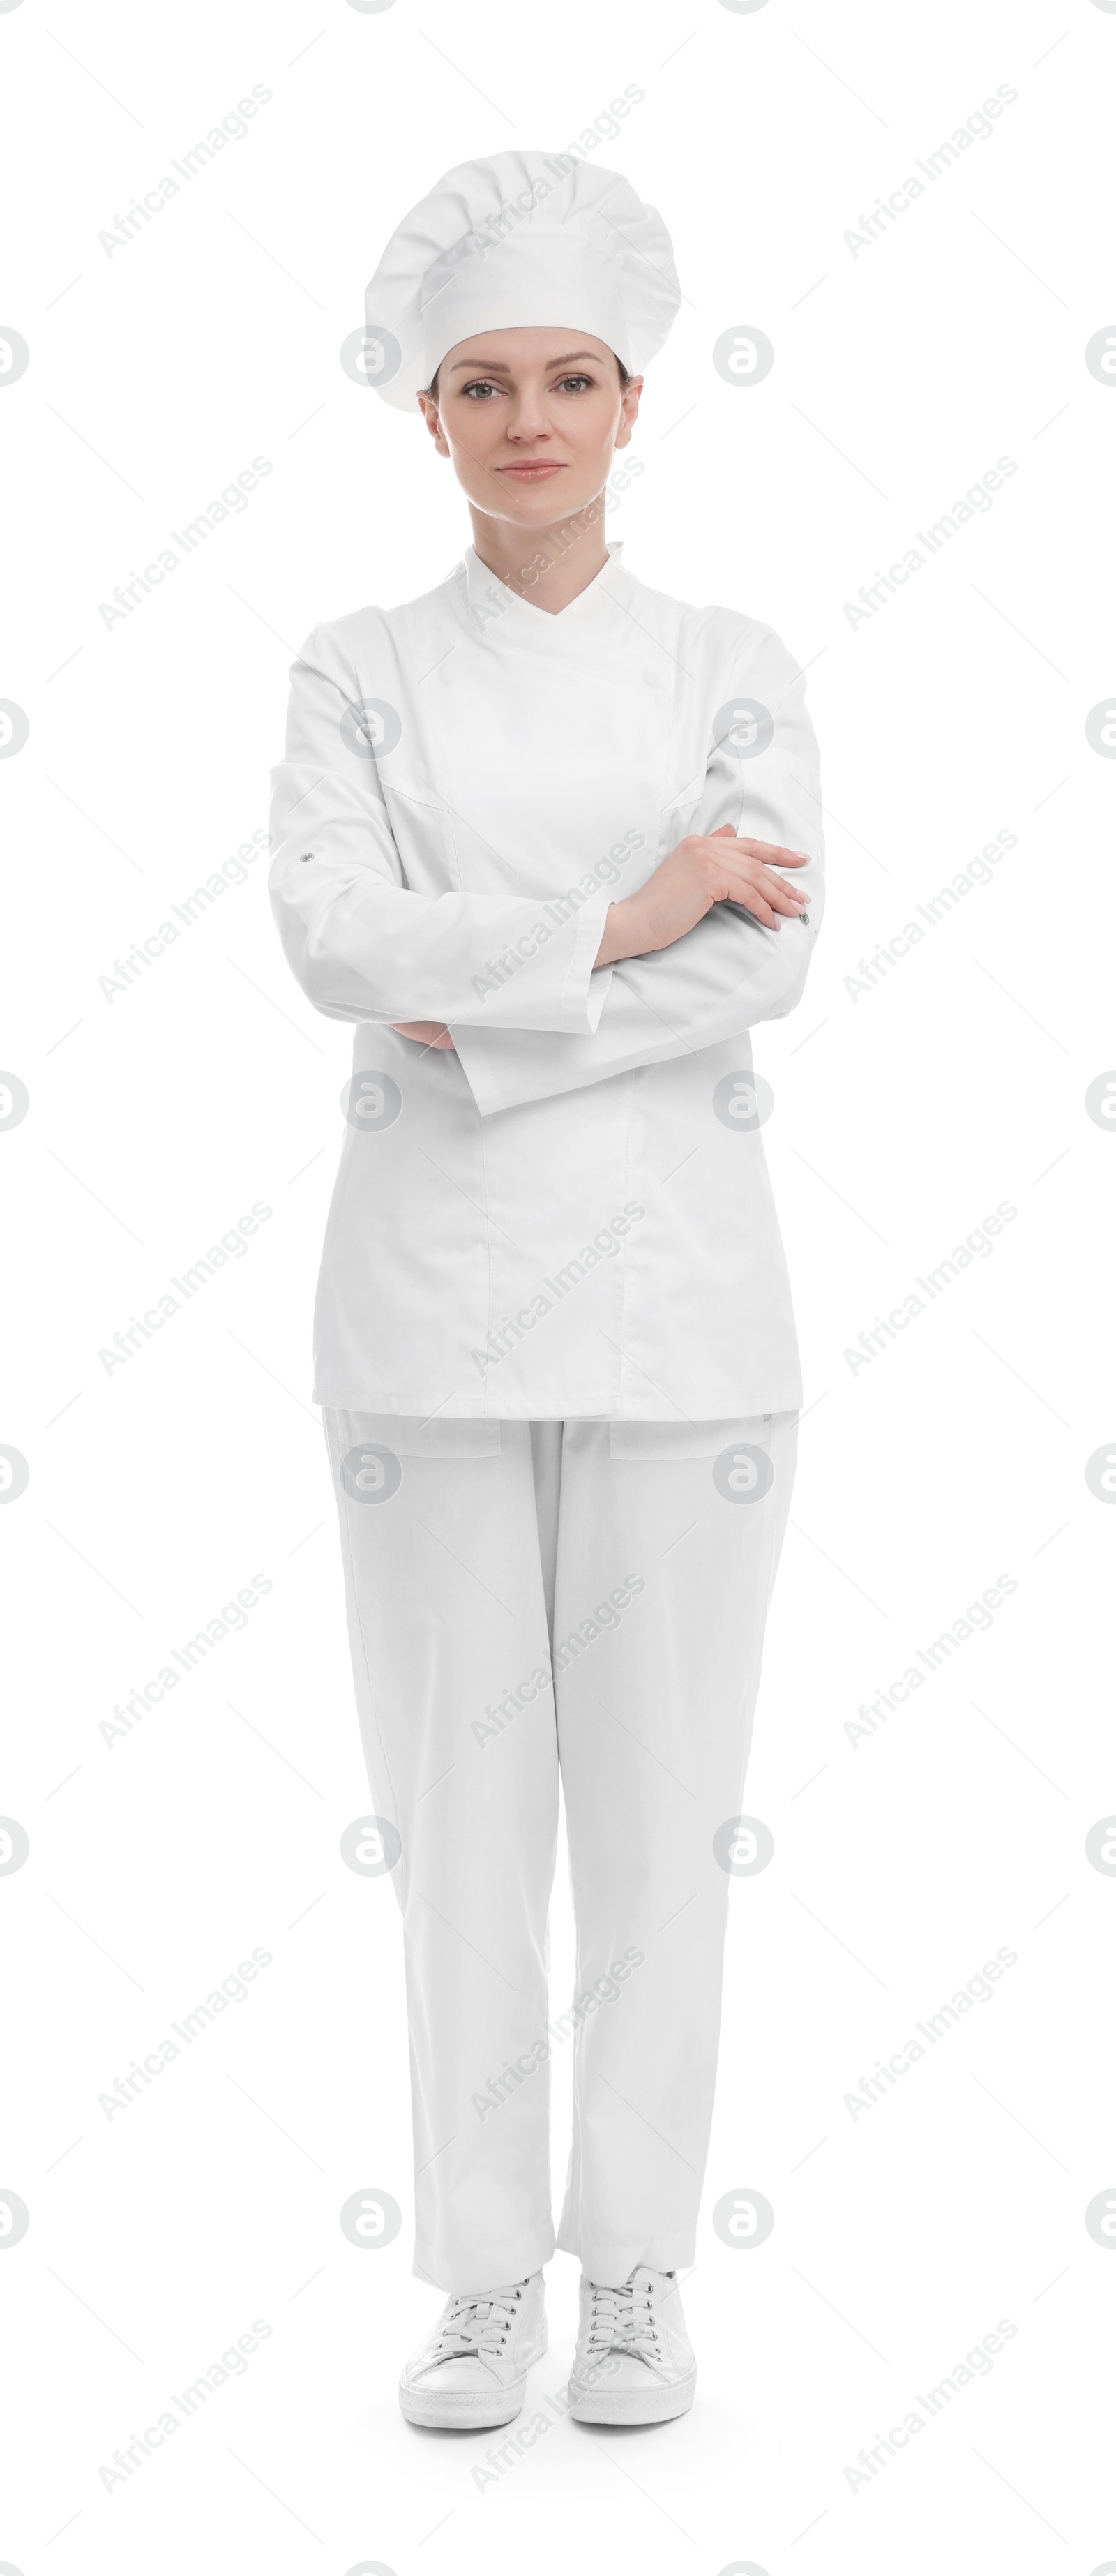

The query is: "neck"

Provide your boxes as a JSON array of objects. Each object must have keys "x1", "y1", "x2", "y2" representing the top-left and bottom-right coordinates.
[{"x1": 468, "y1": 493, "x2": 610, "y2": 615}]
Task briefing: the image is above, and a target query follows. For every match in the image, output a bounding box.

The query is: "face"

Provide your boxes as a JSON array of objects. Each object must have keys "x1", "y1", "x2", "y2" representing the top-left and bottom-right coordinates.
[{"x1": 417, "y1": 327, "x2": 642, "y2": 528}]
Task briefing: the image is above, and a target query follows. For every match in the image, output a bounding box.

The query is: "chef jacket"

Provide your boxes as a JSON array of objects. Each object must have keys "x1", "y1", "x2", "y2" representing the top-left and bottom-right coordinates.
[{"x1": 268, "y1": 541, "x2": 824, "y2": 1421}]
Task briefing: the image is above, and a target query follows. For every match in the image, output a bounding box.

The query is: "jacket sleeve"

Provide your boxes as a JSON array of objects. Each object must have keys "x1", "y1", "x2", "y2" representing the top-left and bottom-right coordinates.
[
  {"x1": 448, "y1": 624, "x2": 824, "y2": 1116},
  {"x1": 268, "y1": 627, "x2": 614, "y2": 1034}
]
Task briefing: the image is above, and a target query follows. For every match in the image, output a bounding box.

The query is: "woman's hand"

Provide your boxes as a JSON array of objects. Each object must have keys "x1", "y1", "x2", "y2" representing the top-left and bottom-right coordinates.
[
  {"x1": 390, "y1": 1020, "x2": 456, "y2": 1050},
  {"x1": 594, "y1": 824, "x2": 810, "y2": 968}
]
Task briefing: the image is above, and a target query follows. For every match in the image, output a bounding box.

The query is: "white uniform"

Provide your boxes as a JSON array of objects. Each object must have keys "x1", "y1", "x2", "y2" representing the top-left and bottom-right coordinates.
[
  {"x1": 269, "y1": 543, "x2": 824, "y2": 1421},
  {"x1": 323, "y1": 1407, "x2": 797, "y2": 2291},
  {"x1": 269, "y1": 149, "x2": 822, "y2": 2295}
]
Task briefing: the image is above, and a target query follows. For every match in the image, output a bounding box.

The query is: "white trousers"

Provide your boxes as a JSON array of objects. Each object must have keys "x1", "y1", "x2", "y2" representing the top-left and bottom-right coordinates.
[{"x1": 323, "y1": 1409, "x2": 797, "y2": 2291}]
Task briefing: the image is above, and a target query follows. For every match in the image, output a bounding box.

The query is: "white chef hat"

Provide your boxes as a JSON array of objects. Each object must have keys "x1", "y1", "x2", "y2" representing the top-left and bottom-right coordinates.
[{"x1": 364, "y1": 149, "x2": 681, "y2": 411}]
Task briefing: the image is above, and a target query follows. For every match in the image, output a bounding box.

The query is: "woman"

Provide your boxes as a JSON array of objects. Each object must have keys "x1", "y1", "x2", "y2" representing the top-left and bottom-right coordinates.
[{"x1": 269, "y1": 148, "x2": 824, "y2": 2432}]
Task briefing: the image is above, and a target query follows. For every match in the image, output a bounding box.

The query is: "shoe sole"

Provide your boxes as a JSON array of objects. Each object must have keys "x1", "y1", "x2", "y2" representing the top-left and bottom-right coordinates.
[
  {"x1": 399, "y1": 2327, "x2": 548, "y2": 2429},
  {"x1": 566, "y1": 2365, "x2": 696, "y2": 2425}
]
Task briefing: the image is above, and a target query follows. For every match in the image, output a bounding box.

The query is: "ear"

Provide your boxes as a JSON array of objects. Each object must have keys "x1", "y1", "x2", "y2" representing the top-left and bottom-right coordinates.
[
  {"x1": 613, "y1": 376, "x2": 644, "y2": 453},
  {"x1": 416, "y1": 391, "x2": 451, "y2": 458}
]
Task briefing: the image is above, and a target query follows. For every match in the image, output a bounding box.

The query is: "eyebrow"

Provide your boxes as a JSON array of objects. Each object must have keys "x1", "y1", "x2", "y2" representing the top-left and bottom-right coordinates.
[{"x1": 446, "y1": 350, "x2": 603, "y2": 375}]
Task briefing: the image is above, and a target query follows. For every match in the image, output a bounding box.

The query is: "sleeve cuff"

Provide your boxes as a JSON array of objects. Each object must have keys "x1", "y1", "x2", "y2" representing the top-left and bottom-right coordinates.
[
  {"x1": 561, "y1": 890, "x2": 614, "y2": 1031},
  {"x1": 448, "y1": 896, "x2": 616, "y2": 1116}
]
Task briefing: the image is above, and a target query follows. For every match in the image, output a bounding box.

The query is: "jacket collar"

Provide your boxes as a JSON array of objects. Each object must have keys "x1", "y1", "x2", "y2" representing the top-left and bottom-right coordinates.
[{"x1": 455, "y1": 539, "x2": 631, "y2": 641}]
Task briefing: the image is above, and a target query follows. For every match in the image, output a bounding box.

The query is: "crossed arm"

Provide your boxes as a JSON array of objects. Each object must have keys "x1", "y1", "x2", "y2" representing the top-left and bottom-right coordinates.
[
  {"x1": 269, "y1": 620, "x2": 824, "y2": 1115},
  {"x1": 391, "y1": 825, "x2": 810, "y2": 1052}
]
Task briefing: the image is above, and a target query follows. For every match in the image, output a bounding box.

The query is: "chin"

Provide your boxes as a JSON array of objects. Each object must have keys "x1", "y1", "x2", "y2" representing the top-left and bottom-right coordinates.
[{"x1": 488, "y1": 476, "x2": 598, "y2": 524}]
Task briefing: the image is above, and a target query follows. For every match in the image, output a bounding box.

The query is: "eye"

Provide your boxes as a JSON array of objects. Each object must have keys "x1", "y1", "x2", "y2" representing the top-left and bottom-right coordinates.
[
  {"x1": 555, "y1": 373, "x2": 595, "y2": 393},
  {"x1": 461, "y1": 377, "x2": 504, "y2": 400}
]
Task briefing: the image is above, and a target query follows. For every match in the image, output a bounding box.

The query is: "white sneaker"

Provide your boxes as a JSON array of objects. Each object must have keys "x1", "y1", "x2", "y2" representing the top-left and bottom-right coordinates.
[
  {"x1": 568, "y1": 2266, "x2": 696, "y2": 2424},
  {"x1": 398, "y1": 2272, "x2": 547, "y2": 2429}
]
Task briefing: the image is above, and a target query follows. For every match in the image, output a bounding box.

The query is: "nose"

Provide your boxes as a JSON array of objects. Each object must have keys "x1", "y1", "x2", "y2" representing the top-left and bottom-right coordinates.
[{"x1": 505, "y1": 394, "x2": 552, "y2": 444}]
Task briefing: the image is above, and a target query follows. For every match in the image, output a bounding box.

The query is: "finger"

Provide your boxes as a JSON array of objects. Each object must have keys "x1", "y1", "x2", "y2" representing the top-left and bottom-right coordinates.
[
  {"x1": 392, "y1": 1019, "x2": 452, "y2": 1045},
  {"x1": 721, "y1": 892, "x2": 777, "y2": 929},
  {"x1": 734, "y1": 839, "x2": 811, "y2": 867},
  {"x1": 721, "y1": 858, "x2": 806, "y2": 911}
]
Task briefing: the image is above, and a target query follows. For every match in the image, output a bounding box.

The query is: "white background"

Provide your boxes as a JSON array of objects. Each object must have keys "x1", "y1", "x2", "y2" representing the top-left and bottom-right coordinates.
[{"x1": 2, "y1": 0, "x2": 1114, "y2": 2569}]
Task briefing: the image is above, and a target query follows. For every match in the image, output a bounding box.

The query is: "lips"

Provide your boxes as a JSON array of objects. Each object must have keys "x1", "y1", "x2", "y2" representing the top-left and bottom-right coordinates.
[{"x1": 497, "y1": 462, "x2": 566, "y2": 479}]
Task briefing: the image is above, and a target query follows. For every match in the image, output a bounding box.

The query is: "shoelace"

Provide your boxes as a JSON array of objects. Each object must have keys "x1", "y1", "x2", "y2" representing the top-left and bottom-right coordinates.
[
  {"x1": 583, "y1": 2277, "x2": 661, "y2": 2360},
  {"x1": 430, "y1": 2281, "x2": 525, "y2": 2361}
]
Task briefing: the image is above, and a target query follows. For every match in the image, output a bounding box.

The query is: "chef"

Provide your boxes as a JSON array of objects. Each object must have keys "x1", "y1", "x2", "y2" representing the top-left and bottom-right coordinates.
[{"x1": 269, "y1": 147, "x2": 824, "y2": 2434}]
